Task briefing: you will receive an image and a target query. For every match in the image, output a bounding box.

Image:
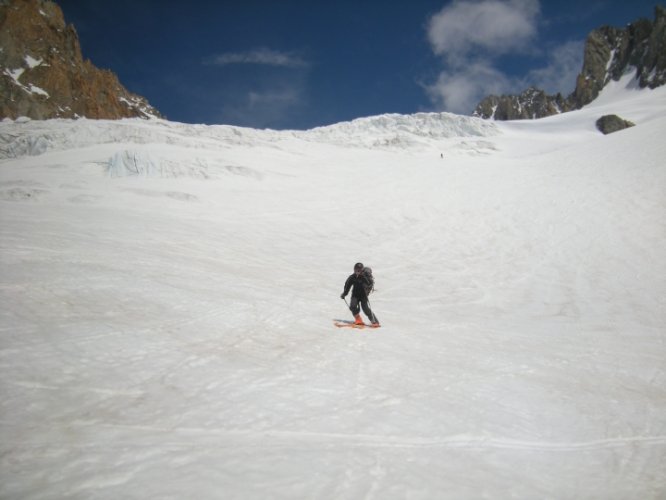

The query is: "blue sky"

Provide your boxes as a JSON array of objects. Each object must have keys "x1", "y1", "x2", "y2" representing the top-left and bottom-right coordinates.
[{"x1": 57, "y1": 0, "x2": 660, "y2": 129}]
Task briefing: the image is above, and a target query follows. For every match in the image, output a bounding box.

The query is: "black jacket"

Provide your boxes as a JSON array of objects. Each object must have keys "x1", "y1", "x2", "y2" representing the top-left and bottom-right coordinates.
[{"x1": 342, "y1": 273, "x2": 372, "y2": 299}]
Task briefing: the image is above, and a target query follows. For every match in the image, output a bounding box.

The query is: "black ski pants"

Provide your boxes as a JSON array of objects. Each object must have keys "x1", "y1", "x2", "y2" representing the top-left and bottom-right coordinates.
[{"x1": 350, "y1": 296, "x2": 378, "y2": 323}]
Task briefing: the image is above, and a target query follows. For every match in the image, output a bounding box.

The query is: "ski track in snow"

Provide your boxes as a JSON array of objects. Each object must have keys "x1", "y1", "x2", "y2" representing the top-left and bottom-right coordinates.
[
  {"x1": 1, "y1": 78, "x2": 665, "y2": 498},
  {"x1": 7, "y1": 419, "x2": 666, "y2": 453}
]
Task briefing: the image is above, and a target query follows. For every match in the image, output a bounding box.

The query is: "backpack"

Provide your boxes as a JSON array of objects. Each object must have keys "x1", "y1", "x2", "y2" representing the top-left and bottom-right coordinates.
[{"x1": 362, "y1": 267, "x2": 374, "y2": 295}]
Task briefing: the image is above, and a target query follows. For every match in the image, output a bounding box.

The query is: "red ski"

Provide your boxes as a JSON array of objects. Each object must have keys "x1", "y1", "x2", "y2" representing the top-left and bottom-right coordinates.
[{"x1": 333, "y1": 320, "x2": 380, "y2": 329}]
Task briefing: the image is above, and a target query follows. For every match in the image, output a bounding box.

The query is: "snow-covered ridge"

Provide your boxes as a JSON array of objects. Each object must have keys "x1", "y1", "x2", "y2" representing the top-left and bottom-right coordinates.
[{"x1": 0, "y1": 111, "x2": 499, "y2": 160}]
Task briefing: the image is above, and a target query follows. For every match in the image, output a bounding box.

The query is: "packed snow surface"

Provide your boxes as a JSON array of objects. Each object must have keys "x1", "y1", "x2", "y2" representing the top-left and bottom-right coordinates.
[{"x1": 1, "y1": 76, "x2": 665, "y2": 498}]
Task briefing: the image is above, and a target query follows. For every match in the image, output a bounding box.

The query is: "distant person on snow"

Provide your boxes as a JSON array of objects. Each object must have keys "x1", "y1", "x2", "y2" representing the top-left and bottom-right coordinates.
[{"x1": 340, "y1": 262, "x2": 380, "y2": 327}]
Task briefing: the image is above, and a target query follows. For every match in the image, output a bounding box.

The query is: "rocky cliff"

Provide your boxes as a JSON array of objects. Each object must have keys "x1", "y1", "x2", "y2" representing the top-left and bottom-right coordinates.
[
  {"x1": 0, "y1": 0, "x2": 162, "y2": 120},
  {"x1": 474, "y1": 5, "x2": 666, "y2": 120}
]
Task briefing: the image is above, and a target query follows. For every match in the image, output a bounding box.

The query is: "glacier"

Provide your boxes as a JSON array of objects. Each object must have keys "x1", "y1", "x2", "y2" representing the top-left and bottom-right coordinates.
[{"x1": 0, "y1": 75, "x2": 665, "y2": 499}]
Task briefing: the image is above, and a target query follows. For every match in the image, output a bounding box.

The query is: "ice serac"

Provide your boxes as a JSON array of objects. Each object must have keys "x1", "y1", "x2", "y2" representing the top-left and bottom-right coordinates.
[
  {"x1": 0, "y1": 0, "x2": 162, "y2": 120},
  {"x1": 0, "y1": 111, "x2": 500, "y2": 161},
  {"x1": 474, "y1": 5, "x2": 666, "y2": 120},
  {"x1": 302, "y1": 112, "x2": 499, "y2": 148}
]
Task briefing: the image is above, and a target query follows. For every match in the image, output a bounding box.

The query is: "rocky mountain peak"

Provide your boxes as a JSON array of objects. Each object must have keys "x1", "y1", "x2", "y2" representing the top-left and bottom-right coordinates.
[
  {"x1": 0, "y1": 0, "x2": 162, "y2": 120},
  {"x1": 474, "y1": 5, "x2": 666, "y2": 120}
]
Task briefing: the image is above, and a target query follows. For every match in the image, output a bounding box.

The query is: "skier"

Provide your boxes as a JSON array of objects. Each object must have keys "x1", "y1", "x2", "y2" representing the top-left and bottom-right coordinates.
[{"x1": 340, "y1": 262, "x2": 380, "y2": 327}]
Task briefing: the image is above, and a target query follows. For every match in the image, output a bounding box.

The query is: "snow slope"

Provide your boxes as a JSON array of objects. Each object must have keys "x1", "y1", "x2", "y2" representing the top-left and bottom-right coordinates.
[{"x1": 1, "y1": 76, "x2": 665, "y2": 499}]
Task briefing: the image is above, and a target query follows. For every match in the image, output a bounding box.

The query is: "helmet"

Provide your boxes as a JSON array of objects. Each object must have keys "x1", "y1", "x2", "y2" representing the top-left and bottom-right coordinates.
[{"x1": 354, "y1": 262, "x2": 364, "y2": 272}]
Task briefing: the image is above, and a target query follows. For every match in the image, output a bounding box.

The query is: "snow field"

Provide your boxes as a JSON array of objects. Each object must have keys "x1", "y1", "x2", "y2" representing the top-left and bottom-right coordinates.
[{"x1": 1, "y1": 79, "x2": 665, "y2": 498}]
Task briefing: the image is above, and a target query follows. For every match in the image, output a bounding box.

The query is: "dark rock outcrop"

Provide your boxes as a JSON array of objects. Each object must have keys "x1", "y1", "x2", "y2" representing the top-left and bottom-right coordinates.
[
  {"x1": 595, "y1": 114, "x2": 636, "y2": 134},
  {"x1": 474, "y1": 87, "x2": 573, "y2": 121},
  {"x1": 474, "y1": 5, "x2": 666, "y2": 120},
  {"x1": 0, "y1": 0, "x2": 162, "y2": 120}
]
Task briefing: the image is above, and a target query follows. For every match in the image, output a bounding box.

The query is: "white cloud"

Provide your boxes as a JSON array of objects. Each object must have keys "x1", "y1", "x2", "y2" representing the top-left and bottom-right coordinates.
[
  {"x1": 206, "y1": 48, "x2": 309, "y2": 68},
  {"x1": 524, "y1": 40, "x2": 583, "y2": 95},
  {"x1": 425, "y1": 0, "x2": 541, "y2": 114},
  {"x1": 216, "y1": 82, "x2": 308, "y2": 129},
  {"x1": 248, "y1": 88, "x2": 301, "y2": 108},
  {"x1": 426, "y1": 61, "x2": 514, "y2": 114},
  {"x1": 425, "y1": 0, "x2": 582, "y2": 114},
  {"x1": 427, "y1": 0, "x2": 540, "y2": 64},
  {"x1": 426, "y1": 41, "x2": 583, "y2": 114}
]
